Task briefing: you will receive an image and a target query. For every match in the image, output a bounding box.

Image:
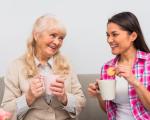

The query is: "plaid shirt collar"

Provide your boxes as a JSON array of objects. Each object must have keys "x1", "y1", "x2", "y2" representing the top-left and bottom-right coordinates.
[
  {"x1": 105, "y1": 50, "x2": 148, "y2": 66},
  {"x1": 136, "y1": 50, "x2": 149, "y2": 60}
]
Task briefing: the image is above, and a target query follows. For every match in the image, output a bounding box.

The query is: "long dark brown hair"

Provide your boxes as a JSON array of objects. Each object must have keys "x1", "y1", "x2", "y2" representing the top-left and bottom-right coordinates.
[{"x1": 107, "y1": 12, "x2": 150, "y2": 52}]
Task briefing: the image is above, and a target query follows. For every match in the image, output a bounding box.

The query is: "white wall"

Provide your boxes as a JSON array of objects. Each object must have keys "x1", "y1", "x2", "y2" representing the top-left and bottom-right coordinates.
[{"x1": 0, "y1": 0, "x2": 150, "y2": 75}]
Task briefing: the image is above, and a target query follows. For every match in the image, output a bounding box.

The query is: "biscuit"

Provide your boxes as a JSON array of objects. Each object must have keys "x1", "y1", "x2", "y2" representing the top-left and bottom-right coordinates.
[{"x1": 107, "y1": 67, "x2": 116, "y2": 76}]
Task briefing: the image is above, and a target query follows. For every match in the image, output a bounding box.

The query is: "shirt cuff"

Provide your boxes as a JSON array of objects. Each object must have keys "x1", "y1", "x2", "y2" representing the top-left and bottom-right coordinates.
[
  {"x1": 63, "y1": 93, "x2": 76, "y2": 113},
  {"x1": 16, "y1": 94, "x2": 29, "y2": 119}
]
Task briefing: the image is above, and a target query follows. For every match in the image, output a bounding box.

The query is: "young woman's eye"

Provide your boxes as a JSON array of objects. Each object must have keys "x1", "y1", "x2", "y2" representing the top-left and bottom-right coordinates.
[
  {"x1": 112, "y1": 33, "x2": 119, "y2": 37},
  {"x1": 106, "y1": 33, "x2": 110, "y2": 38}
]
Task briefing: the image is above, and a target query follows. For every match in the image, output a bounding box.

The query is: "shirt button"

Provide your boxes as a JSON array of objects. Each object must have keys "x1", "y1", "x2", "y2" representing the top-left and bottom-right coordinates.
[{"x1": 48, "y1": 107, "x2": 53, "y2": 112}]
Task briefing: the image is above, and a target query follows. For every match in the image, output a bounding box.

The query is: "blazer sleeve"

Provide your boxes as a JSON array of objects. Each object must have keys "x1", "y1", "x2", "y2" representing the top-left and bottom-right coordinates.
[
  {"x1": 68, "y1": 70, "x2": 86, "y2": 118},
  {"x1": 2, "y1": 60, "x2": 22, "y2": 120}
]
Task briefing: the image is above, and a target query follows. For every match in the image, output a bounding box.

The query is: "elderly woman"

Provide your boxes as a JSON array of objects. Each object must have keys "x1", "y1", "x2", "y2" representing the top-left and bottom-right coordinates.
[{"x1": 2, "y1": 14, "x2": 86, "y2": 120}]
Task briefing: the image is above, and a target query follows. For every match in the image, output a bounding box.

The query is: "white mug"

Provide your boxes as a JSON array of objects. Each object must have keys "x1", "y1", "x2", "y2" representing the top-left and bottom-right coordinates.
[
  {"x1": 98, "y1": 80, "x2": 116, "y2": 100},
  {"x1": 44, "y1": 74, "x2": 58, "y2": 95}
]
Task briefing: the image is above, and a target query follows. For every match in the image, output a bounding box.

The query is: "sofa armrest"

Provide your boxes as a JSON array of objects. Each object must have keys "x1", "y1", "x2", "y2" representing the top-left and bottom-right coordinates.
[{"x1": 0, "y1": 77, "x2": 5, "y2": 106}]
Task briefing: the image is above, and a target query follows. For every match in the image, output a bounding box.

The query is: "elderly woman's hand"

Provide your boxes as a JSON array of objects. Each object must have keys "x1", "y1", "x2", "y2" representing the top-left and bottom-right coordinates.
[
  {"x1": 50, "y1": 76, "x2": 67, "y2": 105},
  {"x1": 26, "y1": 75, "x2": 45, "y2": 106}
]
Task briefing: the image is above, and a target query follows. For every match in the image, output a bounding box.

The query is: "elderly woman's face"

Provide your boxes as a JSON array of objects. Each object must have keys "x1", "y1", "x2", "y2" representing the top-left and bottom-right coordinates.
[{"x1": 35, "y1": 27, "x2": 65, "y2": 59}]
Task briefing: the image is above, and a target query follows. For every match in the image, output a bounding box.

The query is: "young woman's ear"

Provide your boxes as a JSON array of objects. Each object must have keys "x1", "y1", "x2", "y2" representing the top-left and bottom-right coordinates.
[{"x1": 130, "y1": 32, "x2": 137, "y2": 42}]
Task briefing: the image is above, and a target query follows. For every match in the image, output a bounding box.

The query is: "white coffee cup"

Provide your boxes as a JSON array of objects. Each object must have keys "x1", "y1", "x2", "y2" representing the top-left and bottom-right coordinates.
[
  {"x1": 44, "y1": 74, "x2": 58, "y2": 95},
  {"x1": 98, "y1": 80, "x2": 116, "y2": 100}
]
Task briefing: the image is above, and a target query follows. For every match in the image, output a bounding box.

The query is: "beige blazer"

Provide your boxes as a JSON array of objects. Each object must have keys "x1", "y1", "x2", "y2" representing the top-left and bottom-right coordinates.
[{"x1": 2, "y1": 57, "x2": 86, "y2": 120}]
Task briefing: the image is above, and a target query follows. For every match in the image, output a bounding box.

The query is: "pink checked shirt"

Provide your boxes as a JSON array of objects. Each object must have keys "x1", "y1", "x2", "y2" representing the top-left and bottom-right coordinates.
[{"x1": 100, "y1": 50, "x2": 150, "y2": 120}]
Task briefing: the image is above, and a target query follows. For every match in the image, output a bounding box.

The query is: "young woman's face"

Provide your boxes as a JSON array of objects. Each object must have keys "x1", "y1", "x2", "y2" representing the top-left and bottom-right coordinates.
[
  {"x1": 35, "y1": 27, "x2": 65, "y2": 59},
  {"x1": 106, "y1": 22, "x2": 135, "y2": 55}
]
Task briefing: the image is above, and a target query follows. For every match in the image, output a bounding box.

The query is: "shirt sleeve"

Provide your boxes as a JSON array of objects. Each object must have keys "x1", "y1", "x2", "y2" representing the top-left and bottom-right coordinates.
[
  {"x1": 63, "y1": 93, "x2": 76, "y2": 113},
  {"x1": 16, "y1": 94, "x2": 30, "y2": 119}
]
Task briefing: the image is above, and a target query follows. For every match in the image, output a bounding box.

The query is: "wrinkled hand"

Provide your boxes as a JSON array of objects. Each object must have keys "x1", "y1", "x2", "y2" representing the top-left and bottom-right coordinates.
[
  {"x1": 116, "y1": 65, "x2": 136, "y2": 84},
  {"x1": 88, "y1": 79, "x2": 99, "y2": 97},
  {"x1": 50, "y1": 77, "x2": 67, "y2": 105},
  {"x1": 26, "y1": 75, "x2": 45, "y2": 106},
  {"x1": 0, "y1": 108, "x2": 11, "y2": 120}
]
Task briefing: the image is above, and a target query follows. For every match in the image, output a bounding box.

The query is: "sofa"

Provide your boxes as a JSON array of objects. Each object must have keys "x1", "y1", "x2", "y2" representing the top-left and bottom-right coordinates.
[
  {"x1": 0, "y1": 75, "x2": 107, "y2": 120},
  {"x1": 78, "y1": 74, "x2": 107, "y2": 120},
  {"x1": 0, "y1": 77, "x2": 5, "y2": 106}
]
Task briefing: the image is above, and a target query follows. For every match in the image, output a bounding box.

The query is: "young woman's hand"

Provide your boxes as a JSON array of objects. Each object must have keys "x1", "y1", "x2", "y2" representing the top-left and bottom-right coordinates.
[
  {"x1": 116, "y1": 65, "x2": 136, "y2": 85},
  {"x1": 88, "y1": 79, "x2": 99, "y2": 97},
  {"x1": 0, "y1": 108, "x2": 12, "y2": 120}
]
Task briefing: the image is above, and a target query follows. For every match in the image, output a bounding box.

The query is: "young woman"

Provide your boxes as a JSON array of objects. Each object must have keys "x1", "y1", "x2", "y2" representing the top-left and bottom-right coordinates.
[{"x1": 88, "y1": 12, "x2": 150, "y2": 120}]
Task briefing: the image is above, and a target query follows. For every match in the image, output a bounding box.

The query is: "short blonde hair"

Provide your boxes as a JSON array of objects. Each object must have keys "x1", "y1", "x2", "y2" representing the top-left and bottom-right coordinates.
[{"x1": 24, "y1": 14, "x2": 70, "y2": 77}]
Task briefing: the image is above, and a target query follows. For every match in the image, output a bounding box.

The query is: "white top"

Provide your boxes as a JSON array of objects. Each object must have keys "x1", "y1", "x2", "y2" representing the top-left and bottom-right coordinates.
[{"x1": 113, "y1": 76, "x2": 134, "y2": 120}]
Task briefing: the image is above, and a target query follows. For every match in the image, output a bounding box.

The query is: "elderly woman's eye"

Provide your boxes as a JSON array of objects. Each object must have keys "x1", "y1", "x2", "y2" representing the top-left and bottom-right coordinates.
[
  {"x1": 59, "y1": 36, "x2": 64, "y2": 41},
  {"x1": 50, "y1": 34, "x2": 56, "y2": 38}
]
